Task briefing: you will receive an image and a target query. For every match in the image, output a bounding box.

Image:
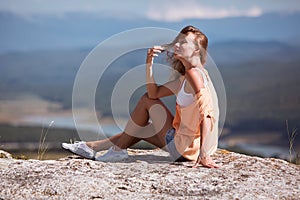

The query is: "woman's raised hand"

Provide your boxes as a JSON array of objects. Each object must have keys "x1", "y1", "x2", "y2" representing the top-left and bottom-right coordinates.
[{"x1": 146, "y1": 46, "x2": 164, "y2": 65}]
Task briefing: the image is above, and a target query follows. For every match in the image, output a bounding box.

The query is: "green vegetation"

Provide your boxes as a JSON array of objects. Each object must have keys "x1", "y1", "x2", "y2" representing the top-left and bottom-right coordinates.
[{"x1": 0, "y1": 124, "x2": 79, "y2": 143}]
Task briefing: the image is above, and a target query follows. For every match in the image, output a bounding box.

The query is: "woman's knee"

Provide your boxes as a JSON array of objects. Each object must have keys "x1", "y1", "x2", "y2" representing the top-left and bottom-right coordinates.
[
  {"x1": 141, "y1": 92, "x2": 150, "y2": 101},
  {"x1": 140, "y1": 92, "x2": 160, "y2": 105}
]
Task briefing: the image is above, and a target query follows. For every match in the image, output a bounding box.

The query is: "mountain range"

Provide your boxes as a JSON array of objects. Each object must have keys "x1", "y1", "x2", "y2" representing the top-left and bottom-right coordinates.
[{"x1": 1, "y1": 11, "x2": 300, "y2": 52}]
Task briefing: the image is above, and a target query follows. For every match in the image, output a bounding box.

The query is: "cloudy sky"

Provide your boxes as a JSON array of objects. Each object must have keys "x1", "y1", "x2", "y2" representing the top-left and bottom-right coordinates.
[{"x1": 1, "y1": 0, "x2": 300, "y2": 21}]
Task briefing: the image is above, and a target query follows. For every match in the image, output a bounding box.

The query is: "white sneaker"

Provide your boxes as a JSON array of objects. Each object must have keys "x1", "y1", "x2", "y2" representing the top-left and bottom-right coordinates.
[
  {"x1": 62, "y1": 141, "x2": 96, "y2": 159},
  {"x1": 95, "y1": 146, "x2": 128, "y2": 162}
]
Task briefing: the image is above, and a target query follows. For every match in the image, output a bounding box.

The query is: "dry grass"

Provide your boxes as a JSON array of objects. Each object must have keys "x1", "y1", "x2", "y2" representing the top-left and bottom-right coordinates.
[
  {"x1": 285, "y1": 120, "x2": 299, "y2": 163},
  {"x1": 37, "y1": 121, "x2": 54, "y2": 160}
]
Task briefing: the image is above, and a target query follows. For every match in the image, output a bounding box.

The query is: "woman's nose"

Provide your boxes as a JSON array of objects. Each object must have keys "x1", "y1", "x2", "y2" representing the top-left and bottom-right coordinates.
[{"x1": 175, "y1": 42, "x2": 180, "y2": 47}]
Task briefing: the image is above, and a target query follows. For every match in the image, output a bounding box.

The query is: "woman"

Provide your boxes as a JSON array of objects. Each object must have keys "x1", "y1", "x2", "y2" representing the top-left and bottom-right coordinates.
[{"x1": 63, "y1": 25, "x2": 220, "y2": 168}]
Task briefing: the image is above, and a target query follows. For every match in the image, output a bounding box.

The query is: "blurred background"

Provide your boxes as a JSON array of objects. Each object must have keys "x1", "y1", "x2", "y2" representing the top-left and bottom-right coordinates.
[{"x1": 0, "y1": 0, "x2": 299, "y2": 162}]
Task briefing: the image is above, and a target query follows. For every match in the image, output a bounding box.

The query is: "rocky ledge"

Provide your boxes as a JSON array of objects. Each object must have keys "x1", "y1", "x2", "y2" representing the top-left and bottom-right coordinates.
[{"x1": 0, "y1": 149, "x2": 299, "y2": 200}]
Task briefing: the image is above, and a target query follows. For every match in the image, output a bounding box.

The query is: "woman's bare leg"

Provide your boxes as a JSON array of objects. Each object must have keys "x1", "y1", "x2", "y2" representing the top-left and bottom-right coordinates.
[
  {"x1": 87, "y1": 93, "x2": 174, "y2": 151},
  {"x1": 86, "y1": 133, "x2": 130, "y2": 151}
]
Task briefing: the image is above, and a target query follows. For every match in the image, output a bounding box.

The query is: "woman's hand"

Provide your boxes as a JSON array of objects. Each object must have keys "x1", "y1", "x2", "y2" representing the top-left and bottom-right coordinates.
[
  {"x1": 193, "y1": 156, "x2": 220, "y2": 168},
  {"x1": 146, "y1": 46, "x2": 164, "y2": 65}
]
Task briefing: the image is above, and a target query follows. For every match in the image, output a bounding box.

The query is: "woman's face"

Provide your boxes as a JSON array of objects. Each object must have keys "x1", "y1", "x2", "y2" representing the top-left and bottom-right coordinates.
[{"x1": 173, "y1": 33, "x2": 199, "y2": 62}]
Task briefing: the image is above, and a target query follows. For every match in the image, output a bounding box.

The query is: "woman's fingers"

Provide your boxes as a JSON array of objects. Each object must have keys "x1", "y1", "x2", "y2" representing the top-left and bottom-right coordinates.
[
  {"x1": 147, "y1": 46, "x2": 164, "y2": 56},
  {"x1": 147, "y1": 50, "x2": 161, "y2": 57},
  {"x1": 145, "y1": 45, "x2": 165, "y2": 65},
  {"x1": 153, "y1": 45, "x2": 164, "y2": 51},
  {"x1": 192, "y1": 163, "x2": 199, "y2": 168},
  {"x1": 192, "y1": 157, "x2": 220, "y2": 168},
  {"x1": 207, "y1": 162, "x2": 220, "y2": 168}
]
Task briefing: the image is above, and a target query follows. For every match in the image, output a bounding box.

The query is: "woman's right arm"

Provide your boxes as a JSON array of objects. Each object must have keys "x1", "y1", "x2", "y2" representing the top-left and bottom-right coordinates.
[{"x1": 146, "y1": 46, "x2": 180, "y2": 99}]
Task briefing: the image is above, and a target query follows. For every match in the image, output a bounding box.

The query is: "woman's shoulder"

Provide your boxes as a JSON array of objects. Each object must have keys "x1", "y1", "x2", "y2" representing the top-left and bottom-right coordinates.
[
  {"x1": 187, "y1": 67, "x2": 206, "y2": 82},
  {"x1": 194, "y1": 67, "x2": 209, "y2": 84}
]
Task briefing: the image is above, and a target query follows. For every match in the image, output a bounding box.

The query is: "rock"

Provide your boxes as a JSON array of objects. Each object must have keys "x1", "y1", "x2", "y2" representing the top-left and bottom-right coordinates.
[
  {"x1": 0, "y1": 150, "x2": 12, "y2": 159},
  {"x1": 0, "y1": 148, "x2": 299, "y2": 199}
]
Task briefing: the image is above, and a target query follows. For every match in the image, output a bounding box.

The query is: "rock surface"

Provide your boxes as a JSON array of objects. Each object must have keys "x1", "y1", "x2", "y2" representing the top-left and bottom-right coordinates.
[
  {"x1": 0, "y1": 149, "x2": 299, "y2": 200},
  {"x1": 0, "y1": 150, "x2": 13, "y2": 159}
]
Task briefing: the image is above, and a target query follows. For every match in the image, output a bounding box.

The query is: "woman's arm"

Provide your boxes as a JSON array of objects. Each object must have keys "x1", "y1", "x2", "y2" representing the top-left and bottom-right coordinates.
[
  {"x1": 184, "y1": 67, "x2": 204, "y2": 93},
  {"x1": 146, "y1": 46, "x2": 180, "y2": 99},
  {"x1": 185, "y1": 68, "x2": 219, "y2": 168}
]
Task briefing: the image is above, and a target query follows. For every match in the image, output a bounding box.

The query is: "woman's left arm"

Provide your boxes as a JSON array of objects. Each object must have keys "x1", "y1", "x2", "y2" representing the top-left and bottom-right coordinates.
[
  {"x1": 185, "y1": 68, "x2": 219, "y2": 168},
  {"x1": 184, "y1": 68, "x2": 204, "y2": 93}
]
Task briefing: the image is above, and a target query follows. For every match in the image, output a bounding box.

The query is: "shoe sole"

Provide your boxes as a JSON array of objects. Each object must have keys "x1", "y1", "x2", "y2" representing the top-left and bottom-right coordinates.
[{"x1": 95, "y1": 156, "x2": 128, "y2": 162}]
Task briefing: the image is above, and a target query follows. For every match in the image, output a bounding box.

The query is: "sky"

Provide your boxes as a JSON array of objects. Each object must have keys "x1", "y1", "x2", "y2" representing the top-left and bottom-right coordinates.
[
  {"x1": 0, "y1": 0, "x2": 300, "y2": 52},
  {"x1": 0, "y1": 0, "x2": 300, "y2": 21}
]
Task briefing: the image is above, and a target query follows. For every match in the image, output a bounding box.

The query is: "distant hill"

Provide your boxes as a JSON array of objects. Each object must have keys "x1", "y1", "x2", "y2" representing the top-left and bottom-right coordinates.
[
  {"x1": 210, "y1": 40, "x2": 299, "y2": 64},
  {"x1": 0, "y1": 41, "x2": 299, "y2": 129},
  {"x1": 0, "y1": 49, "x2": 88, "y2": 107},
  {"x1": 1, "y1": 11, "x2": 300, "y2": 52}
]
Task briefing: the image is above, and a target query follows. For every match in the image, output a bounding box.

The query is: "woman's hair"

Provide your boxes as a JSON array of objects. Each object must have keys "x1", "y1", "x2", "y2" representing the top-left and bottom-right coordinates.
[{"x1": 167, "y1": 25, "x2": 208, "y2": 76}]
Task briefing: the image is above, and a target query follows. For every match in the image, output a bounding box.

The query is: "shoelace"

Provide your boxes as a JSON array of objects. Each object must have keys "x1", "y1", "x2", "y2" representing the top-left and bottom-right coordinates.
[{"x1": 73, "y1": 141, "x2": 85, "y2": 150}]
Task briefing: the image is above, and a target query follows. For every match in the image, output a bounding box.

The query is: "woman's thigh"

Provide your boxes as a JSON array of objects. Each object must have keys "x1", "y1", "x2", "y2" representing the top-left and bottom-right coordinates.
[{"x1": 139, "y1": 94, "x2": 174, "y2": 148}]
